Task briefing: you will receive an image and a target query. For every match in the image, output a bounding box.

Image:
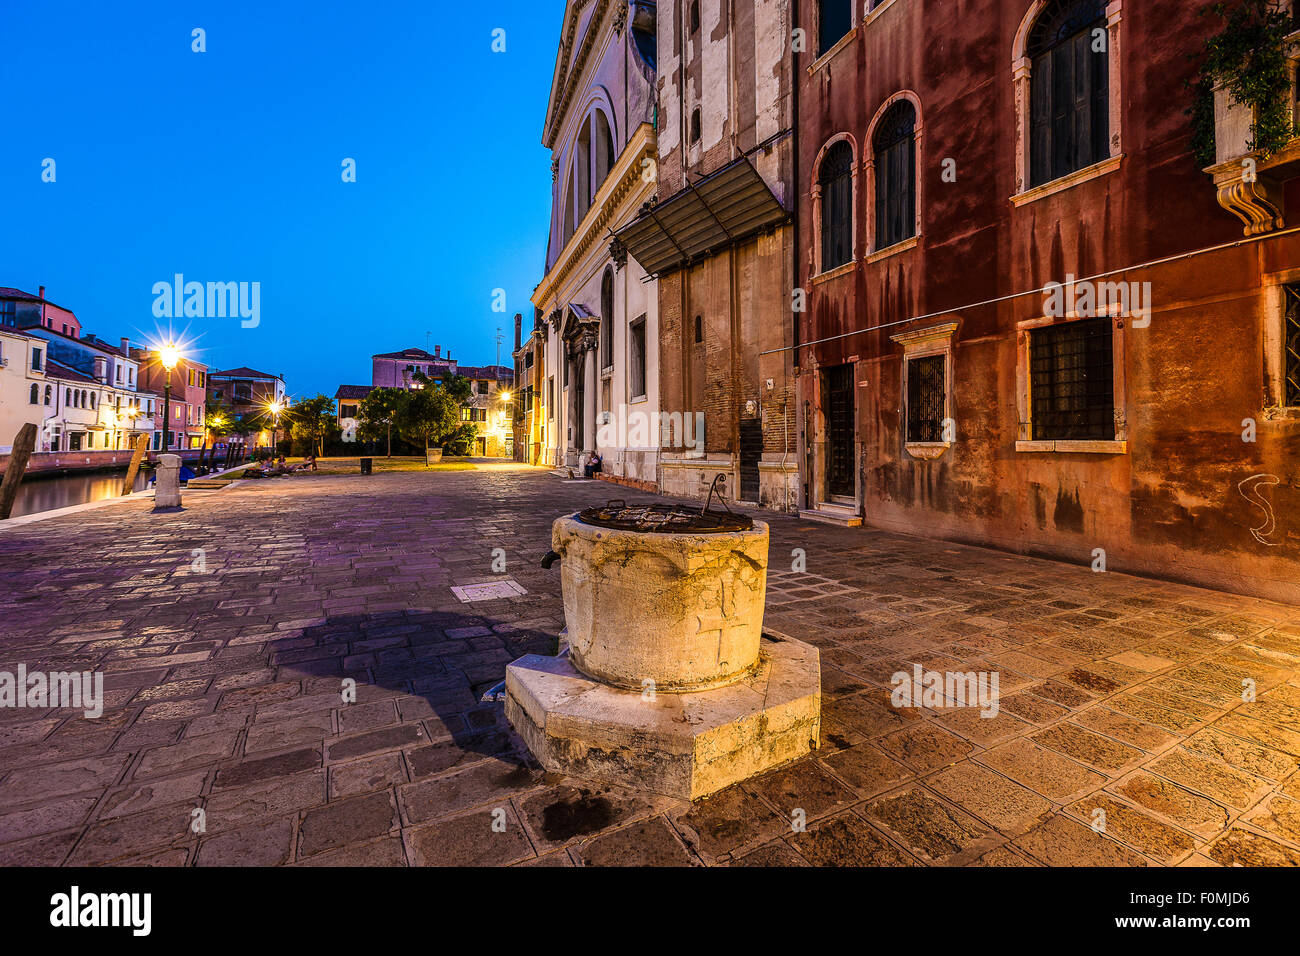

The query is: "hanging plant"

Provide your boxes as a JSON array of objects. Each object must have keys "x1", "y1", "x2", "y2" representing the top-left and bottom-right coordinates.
[{"x1": 1190, "y1": 0, "x2": 1295, "y2": 165}]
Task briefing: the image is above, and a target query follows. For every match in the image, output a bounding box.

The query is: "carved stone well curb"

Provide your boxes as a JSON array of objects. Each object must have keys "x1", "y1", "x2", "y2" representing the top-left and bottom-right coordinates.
[{"x1": 505, "y1": 505, "x2": 821, "y2": 801}]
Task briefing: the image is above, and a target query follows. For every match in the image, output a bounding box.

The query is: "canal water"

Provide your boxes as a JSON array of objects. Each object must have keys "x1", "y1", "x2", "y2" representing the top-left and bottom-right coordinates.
[{"x1": 7, "y1": 468, "x2": 152, "y2": 519}]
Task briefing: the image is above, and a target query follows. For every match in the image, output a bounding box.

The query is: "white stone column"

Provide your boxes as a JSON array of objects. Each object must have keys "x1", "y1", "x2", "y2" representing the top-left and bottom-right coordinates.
[{"x1": 583, "y1": 343, "x2": 597, "y2": 457}]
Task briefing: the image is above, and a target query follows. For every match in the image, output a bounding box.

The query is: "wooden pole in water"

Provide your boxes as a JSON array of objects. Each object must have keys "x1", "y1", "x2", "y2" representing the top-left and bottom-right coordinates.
[
  {"x1": 0, "y1": 423, "x2": 38, "y2": 520},
  {"x1": 120, "y1": 433, "x2": 151, "y2": 496}
]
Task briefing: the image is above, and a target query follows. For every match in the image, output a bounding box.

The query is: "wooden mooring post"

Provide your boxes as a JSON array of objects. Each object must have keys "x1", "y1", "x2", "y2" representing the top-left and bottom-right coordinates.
[
  {"x1": 120, "y1": 434, "x2": 151, "y2": 496},
  {"x1": 0, "y1": 423, "x2": 39, "y2": 520}
]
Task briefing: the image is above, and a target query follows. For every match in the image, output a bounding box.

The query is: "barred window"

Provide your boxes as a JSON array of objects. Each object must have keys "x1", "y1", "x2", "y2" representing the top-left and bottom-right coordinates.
[
  {"x1": 1030, "y1": 316, "x2": 1114, "y2": 440},
  {"x1": 1285, "y1": 284, "x2": 1300, "y2": 406},
  {"x1": 906, "y1": 355, "x2": 945, "y2": 442}
]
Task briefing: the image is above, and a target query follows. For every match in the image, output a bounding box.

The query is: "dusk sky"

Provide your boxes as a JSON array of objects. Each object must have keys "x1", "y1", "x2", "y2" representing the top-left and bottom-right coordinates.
[{"x1": 0, "y1": 0, "x2": 558, "y2": 399}]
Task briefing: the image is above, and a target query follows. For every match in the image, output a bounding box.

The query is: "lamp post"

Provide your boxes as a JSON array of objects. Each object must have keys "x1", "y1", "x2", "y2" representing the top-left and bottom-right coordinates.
[
  {"x1": 268, "y1": 401, "x2": 283, "y2": 457},
  {"x1": 158, "y1": 344, "x2": 181, "y2": 455}
]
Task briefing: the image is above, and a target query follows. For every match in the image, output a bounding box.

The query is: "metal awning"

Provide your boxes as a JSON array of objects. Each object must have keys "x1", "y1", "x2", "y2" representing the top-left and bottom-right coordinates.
[{"x1": 614, "y1": 156, "x2": 788, "y2": 276}]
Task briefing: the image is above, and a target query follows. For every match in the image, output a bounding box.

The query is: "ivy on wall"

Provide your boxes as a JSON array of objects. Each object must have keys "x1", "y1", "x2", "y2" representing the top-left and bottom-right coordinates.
[{"x1": 1189, "y1": 0, "x2": 1295, "y2": 168}]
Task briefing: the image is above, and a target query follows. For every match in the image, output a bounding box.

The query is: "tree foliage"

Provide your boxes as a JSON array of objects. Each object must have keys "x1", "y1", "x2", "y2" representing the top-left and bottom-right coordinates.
[
  {"x1": 396, "y1": 372, "x2": 462, "y2": 455},
  {"x1": 1191, "y1": 0, "x2": 1295, "y2": 166},
  {"x1": 287, "y1": 394, "x2": 337, "y2": 457},
  {"x1": 356, "y1": 387, "x2": 408, "y2": 456}
]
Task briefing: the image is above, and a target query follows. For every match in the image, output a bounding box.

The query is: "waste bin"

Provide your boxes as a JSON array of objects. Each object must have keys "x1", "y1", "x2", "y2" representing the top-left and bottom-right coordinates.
[{"x1": 360, "y1": 457, "x2": 373, "y2": 475}]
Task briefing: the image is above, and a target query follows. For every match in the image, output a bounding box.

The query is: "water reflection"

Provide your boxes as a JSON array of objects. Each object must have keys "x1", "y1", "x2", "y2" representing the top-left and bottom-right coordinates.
[{"x1": 7, "y1": 469, "x2": 152, "y2": 519}]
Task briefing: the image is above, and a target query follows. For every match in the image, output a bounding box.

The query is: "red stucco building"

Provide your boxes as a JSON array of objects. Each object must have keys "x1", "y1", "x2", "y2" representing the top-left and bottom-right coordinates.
[{"x1": 794, "y1": 0, "x2": 1299, "y2": 601}]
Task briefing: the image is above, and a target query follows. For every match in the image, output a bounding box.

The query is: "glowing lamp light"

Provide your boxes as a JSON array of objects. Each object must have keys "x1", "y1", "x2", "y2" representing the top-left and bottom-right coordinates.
[{"x1": 158, "y1": 344, "x2": 181, "y2": 371}]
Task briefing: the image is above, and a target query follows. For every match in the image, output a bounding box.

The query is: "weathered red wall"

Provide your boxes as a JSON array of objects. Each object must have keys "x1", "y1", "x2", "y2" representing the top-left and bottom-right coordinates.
[{"x1": 797, "y1": 0, "x2": 1300, "y2": 601}]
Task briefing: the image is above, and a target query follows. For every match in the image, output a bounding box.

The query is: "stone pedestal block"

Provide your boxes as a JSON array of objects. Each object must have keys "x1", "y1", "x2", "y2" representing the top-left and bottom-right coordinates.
[
  {"x1": 505, "y1": 634, "x2": 820, "y2": 801},
  {"x1": 154, "y1": 454, "x2": 182, "y2": 509}
]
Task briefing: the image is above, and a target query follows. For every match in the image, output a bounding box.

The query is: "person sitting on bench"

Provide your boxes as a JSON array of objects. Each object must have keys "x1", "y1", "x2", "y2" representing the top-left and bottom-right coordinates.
[{"x1": 583, "y1": 452, "x2": 602, "y2": 479}]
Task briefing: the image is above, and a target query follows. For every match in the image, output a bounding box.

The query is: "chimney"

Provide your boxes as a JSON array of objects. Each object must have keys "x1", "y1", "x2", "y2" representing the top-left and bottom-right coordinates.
[
  {"x1": 121, "y1": 337, "x2": 130, "y2": 355},
  {"x1": 434, "y1": 345, "x2": 440, "y2": 358},
  {"x1": 514, "y1": 312, "x2": 522, "y2": 351},
  {"x1": 38, "y1": 285, "x2": 45, "y2": 300}
]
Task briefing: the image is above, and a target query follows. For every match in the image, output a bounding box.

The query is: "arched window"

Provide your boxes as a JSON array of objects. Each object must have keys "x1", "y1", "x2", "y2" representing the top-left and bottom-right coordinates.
[
  {"x1": 592, "y1": 111, "x2": 615, "y2": 196},
  {"x1": 819, "y1": 140, "x2": 854, "y2": 270},
  {"x1": 690, "y1": 108, "x2": 701, "y2": 145},
  {"x1": 44, "y1": 384, "x2": 52, "y2": 405},
  {"x1": 600, "y1": 268, "x2": 614, "y2": 369},
  {"x1": 66, "y1": 388, "x2": 72, "y2": 406},
  {"x1": 689, "y1": 0, "x2": 700, "y2": 35},
  {"x1": 1027, "y1": 0, "x2": 1108, "y2": 186},
  {"x1": 29, "y1": 383, "x2": 38, "y2": 404},
  {"x1": 818, "y1": 0, "x2": 852, "y2": 56},
  {"x1": 873, "y1": 100, "x2": 917, "y2": 249},
  {"x1": 90, "y1": 392, "x2": 97, "y2": 409},
  {"x1": 563, "y1": 165, "x2": 575, "y2": 244},
  {"x1": 575, "y1": 124, "x2": 592, "y2": 224}
]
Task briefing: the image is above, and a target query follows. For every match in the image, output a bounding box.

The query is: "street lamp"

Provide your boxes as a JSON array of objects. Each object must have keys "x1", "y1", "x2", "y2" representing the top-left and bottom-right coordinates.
[
  {"x1": 158, "y1": 344, "x2": 181, "y2": 454},
  {"x1": 268, "y1": 401, "x2": 283, "y2": 457}
]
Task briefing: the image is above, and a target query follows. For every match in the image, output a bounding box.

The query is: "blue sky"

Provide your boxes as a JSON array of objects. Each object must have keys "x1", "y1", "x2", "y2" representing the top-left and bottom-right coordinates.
[{"x1": 0, "y1": 1, "x2": 559, "y2": 399}]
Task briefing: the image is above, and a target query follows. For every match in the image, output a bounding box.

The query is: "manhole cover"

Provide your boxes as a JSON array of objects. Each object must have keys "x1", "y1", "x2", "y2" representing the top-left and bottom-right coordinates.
[{"x1": 451, "y1": 580, "x2": 527, "y2": 603}]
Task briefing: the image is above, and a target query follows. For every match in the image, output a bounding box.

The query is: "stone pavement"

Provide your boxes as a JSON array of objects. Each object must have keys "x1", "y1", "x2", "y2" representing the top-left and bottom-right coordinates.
[{"x1": 0, "y1": 463, "x2": 1297, "y2": 866}]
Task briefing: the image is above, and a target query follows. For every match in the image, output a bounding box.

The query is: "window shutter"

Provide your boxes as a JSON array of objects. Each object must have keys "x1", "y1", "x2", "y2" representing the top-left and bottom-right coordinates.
[{"x1": 1030, "y1": 58, "x2": 1052, "y2": 186}]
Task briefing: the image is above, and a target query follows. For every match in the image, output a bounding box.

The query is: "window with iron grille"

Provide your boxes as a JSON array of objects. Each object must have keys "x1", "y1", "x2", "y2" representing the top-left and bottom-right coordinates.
[
  {"x1": 1028, "y1": 0, "x2": 1109, "y2": 187},
  {"x1": 874, "y1": 100, "x2": 917, "y2": 249},
  {"x1": 819, "y1": 141, "x2": 854, "y2": 270},
  {"x1": 1285, "y1": 284, "x2": 1300, "y2": 406},
  {"x1": 1030, "y1": 316, "x2": 1114, "y2": 440},
  {"x1": 906, "y1": 355, "x2": 945, "y2": 442}
]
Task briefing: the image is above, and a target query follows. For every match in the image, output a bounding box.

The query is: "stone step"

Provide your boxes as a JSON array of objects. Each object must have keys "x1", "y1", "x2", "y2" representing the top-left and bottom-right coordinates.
[
  {"x1": 798, "y1": 504, "x2": 863, "y2": 527},
  {"x1": 185, "y1": 479, "x2": 233, "y2": 489}
]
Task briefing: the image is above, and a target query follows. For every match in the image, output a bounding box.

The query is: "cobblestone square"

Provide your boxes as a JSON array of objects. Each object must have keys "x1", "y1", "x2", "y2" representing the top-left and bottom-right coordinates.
[{"x1": 1, "y1": 464, "x2": 1297, "y2": 866}]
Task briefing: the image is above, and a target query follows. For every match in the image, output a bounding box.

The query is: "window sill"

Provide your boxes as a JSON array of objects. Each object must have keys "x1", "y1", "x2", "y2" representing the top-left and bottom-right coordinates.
[
  {"x1": 1261, "y1": 406, "x2": 1300, "y2": 422},
  {"x1": 810, "y1": 260, "x2": 856, "y2": 284},
  {"x1": 1011, "y1": 155, "x2": 1124, "y2": 207},
  {"x1": 629, "y1": 394, "x2": 647, "y2": 404},
  {"x1": 807, "y1": 28, "x2": 857, "y2": 74},
  {"x1": 863, "y1": 0, "x2": 901, "y2": 28},
  {"x1": 866, "y1": 235, "x2": 919, "y2": 263},
  {"x1": 1016, "y1": 439, "x2": 1127, "y2": 454},
  {"x1": 905, "y1": 441, "x2": 949, "y2": 460}
]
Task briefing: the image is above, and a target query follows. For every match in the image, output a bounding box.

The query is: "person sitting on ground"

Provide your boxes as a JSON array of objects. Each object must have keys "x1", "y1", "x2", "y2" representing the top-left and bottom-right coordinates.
[
  {"x1": 583, "y1": 452, "x2": 603, "y2": 479},
  {"x1": 304, "y1": 453, "x2": 318, "y2": 472}
]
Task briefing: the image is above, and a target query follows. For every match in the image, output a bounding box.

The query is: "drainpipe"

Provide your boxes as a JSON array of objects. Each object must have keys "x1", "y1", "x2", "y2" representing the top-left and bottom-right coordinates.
[{"x1": 791, "y1": 0, "x2": 805, "y2": 509}]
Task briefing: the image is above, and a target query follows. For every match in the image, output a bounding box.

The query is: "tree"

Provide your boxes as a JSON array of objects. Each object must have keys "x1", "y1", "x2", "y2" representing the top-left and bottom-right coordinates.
[
  {"x1": 287, "y1": 394, "x2": 336, "y2": 457},
  {"x1": 396, "y1": 373, "x2": 461, "y2": 461},
  {"x1": 442, "y1": 373, "x2": 472, "y2": 403},
  {"x1": 199, "y1": 401, "x2": 234, "y2": 469},
  {"x1": 356, "y1": 387, "x2": 408, "y2": 457}
]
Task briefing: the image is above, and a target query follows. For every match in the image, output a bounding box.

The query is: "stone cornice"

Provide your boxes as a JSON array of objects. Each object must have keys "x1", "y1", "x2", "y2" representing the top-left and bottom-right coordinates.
[
  {"x1": 533, "y1": 122, "x2": 656, "y2": 309},
  {"x1": 544, "y1": 0, "x2": 615, "y2": 150}
]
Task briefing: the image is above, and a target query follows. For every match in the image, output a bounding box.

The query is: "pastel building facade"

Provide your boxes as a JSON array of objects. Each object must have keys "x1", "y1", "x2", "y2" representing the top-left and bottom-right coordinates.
[{"x1": 533, "y1": 0, "x2": 661, "y2": 485}]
